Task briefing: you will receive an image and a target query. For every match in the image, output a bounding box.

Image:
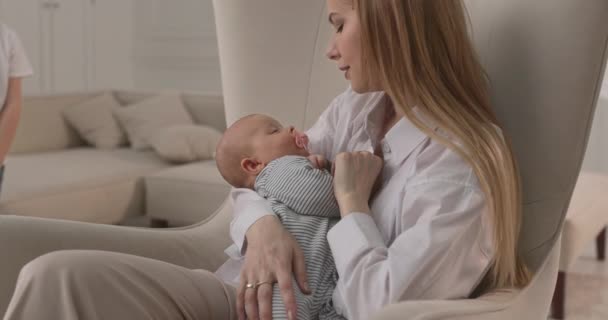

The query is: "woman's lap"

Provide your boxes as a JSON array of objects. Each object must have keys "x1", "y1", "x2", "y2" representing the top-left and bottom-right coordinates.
[{"x1": 3, "y1": 250, "x2": 237, "y2": 320}]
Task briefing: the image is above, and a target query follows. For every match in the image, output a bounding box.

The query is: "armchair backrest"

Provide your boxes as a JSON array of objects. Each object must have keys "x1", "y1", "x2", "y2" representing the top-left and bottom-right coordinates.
[
  {"x1": 466, "y1": 0, "x2": 608, "y2": 270},
  {"x1": 212, "y1": 0, "x2": 347, "y2": 129}
]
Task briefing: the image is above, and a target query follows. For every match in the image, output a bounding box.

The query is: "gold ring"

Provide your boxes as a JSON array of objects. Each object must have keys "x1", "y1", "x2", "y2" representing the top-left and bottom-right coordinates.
[
  {"x1": 245, "y1": 281, "x2": 274, "y2": 290},
  {"x1": 255, "y1": 281, "x2": 274, "y2": 287}
]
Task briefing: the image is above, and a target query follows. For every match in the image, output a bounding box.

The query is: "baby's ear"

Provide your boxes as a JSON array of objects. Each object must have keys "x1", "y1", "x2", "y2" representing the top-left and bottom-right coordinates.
[{"x1": 241, "y1": 158, "x2": 264, "y2": 175}]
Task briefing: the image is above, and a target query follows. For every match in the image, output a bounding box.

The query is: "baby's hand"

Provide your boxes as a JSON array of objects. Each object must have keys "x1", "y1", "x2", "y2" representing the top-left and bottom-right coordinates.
[{"x1": 307, "y1": 154, "x2": 330, "y2": 170}]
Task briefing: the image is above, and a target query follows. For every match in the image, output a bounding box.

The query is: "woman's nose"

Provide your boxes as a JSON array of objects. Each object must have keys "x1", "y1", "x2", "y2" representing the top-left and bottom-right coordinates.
[
  {"x1": 326, "y1": 48, "x2": 340, "y2": 60},
  {"x1": 326, "y1": 40, "x2": 340, "y2": 60}
]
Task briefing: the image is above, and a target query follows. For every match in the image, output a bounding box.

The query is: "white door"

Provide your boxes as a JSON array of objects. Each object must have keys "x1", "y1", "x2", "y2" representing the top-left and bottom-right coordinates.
[
  {"x1": 2, "y1": 0, "x2": 135, "y2": 94},
  {"x1": 0, "y1": 0, "x2": 90, "y2": 94},
  {"x1": 0, "y1": 0, "x2": 44, "y2": 94}
]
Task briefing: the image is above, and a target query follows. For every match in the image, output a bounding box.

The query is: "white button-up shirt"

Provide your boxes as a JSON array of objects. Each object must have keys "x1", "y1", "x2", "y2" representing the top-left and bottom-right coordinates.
[{"x1": 220, "y1": 87, "x2": 494, "y2": 320}]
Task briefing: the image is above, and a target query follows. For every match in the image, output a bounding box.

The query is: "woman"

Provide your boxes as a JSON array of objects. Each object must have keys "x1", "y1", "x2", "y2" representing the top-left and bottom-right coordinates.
[
  {"x1": 230, "y1": 1, "x2": 530, "y2": 319},
  {"x1": 0, "y1": 23, "x2": 32, "y2": 196},
  {"x1": 3, "y1": 1, "x2": 530, "y2": 320}
]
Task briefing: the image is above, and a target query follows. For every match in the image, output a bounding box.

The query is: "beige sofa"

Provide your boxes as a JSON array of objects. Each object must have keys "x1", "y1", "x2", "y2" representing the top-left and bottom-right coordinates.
[{"x1": 0, "y1": 90, "x2": 230, "y2": 226}]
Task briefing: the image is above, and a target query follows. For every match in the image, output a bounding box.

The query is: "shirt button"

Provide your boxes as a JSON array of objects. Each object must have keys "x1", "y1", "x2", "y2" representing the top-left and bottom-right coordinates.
[{"x1": 382, "y1": 142, "x2": 391, "y2": 154}]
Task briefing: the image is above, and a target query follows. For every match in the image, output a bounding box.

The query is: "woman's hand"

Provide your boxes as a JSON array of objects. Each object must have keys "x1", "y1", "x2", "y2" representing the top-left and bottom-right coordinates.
[
  {"x1": 238, "y1": 215, "x2": 310, "y2": 320},
  {"x1": 332, "y1": 151, "x2": 384, "y2": 217}
]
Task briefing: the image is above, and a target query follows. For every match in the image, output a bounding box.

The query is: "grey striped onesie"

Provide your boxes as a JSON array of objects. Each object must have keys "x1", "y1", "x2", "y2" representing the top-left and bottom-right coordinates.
[{"x1": 254, "y1": 155, "x2": 346, "y2": 320}]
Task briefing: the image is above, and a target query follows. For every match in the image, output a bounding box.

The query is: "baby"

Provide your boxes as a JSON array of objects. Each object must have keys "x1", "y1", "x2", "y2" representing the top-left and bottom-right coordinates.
[{"x1": 216, "y1": 114, "x2": 344, "y2": 320}]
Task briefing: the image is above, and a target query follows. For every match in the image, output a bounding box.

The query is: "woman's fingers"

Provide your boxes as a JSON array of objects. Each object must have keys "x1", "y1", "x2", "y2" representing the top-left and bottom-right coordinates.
[
  {"x1": 237, "y1": 275, "x2": 247, "y2": 320},
  {"x1": 292, "y1": 245, "x2": 310, "y2": 294},
  {"x1": 276, "y1": 267, "x2": 298, "y2": 320},
  {"x1": 244, "y1": 280, "x2": 260, "y2": 320},
  {"x1": 239, "y1": 217, "x2": 306, "y2": 320},
  {"x1": 333, "y1": 151, "x2": 384, "y2": 216},
  {"x1": 257, "y1": 283, "x2": 274, "y2": 320}
]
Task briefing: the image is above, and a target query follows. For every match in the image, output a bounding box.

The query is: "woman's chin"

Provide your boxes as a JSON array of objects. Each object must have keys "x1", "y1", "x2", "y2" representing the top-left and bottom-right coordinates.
[{"x1": 350, "y1": 81, "x2": 373, "y2": 94}]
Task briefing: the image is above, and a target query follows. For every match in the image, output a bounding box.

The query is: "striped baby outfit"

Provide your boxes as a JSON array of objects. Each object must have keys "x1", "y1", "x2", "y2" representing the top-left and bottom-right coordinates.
[{"x1": 255, "y1": 155, "x2": 346, "y2": 320}]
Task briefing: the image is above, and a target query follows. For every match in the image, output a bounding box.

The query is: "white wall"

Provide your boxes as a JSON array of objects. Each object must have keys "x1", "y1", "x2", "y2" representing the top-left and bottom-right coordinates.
[
  {"x1": 131, "y1": 0, "x2": 221, "y2": 94},
  {"x1": 582, "y1": 71, "x2": 608, "y2": 173},
  {"x1": 92, "y1": 0, "x2": 134, "y2": 90}
]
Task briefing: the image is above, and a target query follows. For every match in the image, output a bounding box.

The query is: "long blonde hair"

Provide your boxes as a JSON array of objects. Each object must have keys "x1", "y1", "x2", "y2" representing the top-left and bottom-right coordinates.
[{"x1": 354, "y1": 0, "x2": 531, "y2": 289}]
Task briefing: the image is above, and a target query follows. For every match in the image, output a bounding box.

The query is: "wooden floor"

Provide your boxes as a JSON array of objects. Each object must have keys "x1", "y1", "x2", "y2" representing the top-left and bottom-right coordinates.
[{"x1": 549, "y1": 242, "x2": 608, "y2": 320}]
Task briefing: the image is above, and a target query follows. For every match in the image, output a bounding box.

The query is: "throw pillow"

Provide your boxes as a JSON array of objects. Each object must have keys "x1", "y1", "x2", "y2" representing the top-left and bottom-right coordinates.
[
  {"x1": 62, "y1": 93, "x2": 127, "y2": 148},
  {"x1": 151, "y1": 124, "x2": 222, "y2": 163},
  {"x1": 113, "y1": 94, "x2": 194, "y2": 150}
]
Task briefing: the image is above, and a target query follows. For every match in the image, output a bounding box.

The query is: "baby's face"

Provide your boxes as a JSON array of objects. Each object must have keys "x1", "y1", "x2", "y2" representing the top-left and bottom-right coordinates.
[{"x1": 246, "y1": 115, "x2": 310, "y2": 164}]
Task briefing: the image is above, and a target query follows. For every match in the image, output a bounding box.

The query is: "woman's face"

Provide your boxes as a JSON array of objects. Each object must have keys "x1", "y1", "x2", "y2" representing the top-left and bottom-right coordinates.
[{"x1": 326, "y1": 0, "x2": 370, "y2": 93}]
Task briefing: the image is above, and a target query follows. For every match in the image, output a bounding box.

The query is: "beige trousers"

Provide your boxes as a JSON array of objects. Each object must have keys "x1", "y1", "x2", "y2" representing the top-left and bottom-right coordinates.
[{"x1": 3, "y1": 250, "x2": 237, "y2": 320}]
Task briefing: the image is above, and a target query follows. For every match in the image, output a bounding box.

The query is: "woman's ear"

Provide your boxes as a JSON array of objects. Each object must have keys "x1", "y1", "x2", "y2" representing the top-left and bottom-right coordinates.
[{"x1": 241, "y1": 158, "x2": 264, "y2": 175}]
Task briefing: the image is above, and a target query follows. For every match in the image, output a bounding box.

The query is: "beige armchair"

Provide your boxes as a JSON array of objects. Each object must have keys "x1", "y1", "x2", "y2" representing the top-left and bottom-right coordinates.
[{"x1": 1, "y1": 0, "x2": 607, "y2": 319}]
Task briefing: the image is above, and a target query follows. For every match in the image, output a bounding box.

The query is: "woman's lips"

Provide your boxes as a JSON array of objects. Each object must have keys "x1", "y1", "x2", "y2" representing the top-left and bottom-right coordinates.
[{"x1": 340, "y1": 66, "x2": 350, "y2": 79}]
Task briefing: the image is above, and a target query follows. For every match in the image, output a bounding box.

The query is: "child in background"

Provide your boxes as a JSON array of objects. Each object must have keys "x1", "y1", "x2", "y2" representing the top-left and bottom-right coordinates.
[{"x1": 0, "y1": 22, "x2": 33, "y2": 196}]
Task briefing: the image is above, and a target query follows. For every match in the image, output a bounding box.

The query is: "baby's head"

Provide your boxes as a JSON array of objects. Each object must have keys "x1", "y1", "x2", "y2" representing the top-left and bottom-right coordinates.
[{"x1": 216, "y1": 114, "x2": 309, "y2": 189}]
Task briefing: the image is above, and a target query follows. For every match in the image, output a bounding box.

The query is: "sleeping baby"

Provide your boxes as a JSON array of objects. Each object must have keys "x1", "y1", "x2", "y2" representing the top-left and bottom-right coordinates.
[{"x1": 215, "y1": 114, "x2": 345, "y2": 320}]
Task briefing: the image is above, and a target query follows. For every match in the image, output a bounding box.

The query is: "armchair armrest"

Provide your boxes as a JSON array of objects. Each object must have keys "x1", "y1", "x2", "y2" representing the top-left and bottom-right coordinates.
[
  {"x1": 0, "y1": 198, "x2": 233, "y2": 315},
  {"x1": 371, "y1": 239, "x2": 561, "y2": 320},
  {"x1": 371, "y1": 292, "x2": 515, "y2": 320}
]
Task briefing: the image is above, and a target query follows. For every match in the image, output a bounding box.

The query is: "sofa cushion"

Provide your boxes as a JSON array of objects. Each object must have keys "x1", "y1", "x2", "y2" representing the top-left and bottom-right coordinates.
[
  {"x1": 151, "y1": 125, "x2": 222, "y2": 164},
  {"x1": 11, "y1": 94, "x2": 96, "y2": 154},
  {"x1": 113, "y1": 94, "x2": 195, "y2": 151},
  {"x1": 145, "y1": 161, "x2": 230, "y2": 226},
  {"x1": 0, "y1": 148, "x2": 170, "y2": 223},
  {"x1": 113, "y1": 91, "x2": 226, "y2": 133},
  {"x1": 62, "y1": 92, "x2": 128, "y2": 149}
]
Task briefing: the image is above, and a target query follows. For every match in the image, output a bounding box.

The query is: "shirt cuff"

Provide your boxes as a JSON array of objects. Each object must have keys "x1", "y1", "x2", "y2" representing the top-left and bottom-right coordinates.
[
  {"x1": 9, "y1": 70, "x2": 33, "y2": 78},
  {"x1": 327, "y1": 212, "x2": 385, "y2": 276},
  {"x1": 230, "y1": 204, "x2": 274, "y2": 255},
  {"x1": 230, "y1": 189, "x2": 274, "y2": 255}
]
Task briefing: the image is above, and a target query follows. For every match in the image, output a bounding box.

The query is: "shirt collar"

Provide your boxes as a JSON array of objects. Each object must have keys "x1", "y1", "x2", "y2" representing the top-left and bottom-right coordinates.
[
  {"x1": 362, "y1": 93, "x2": 437, "y2": 163},
  {"x1": 384, "y1": 112, "x2": 433, "y2": 163}
]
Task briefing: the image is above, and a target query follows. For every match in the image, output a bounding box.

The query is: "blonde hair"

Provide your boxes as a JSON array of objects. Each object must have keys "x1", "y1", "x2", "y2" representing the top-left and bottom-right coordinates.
[{"x1": 354, "y1": 0, "x2": 531, "y2": 289}]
